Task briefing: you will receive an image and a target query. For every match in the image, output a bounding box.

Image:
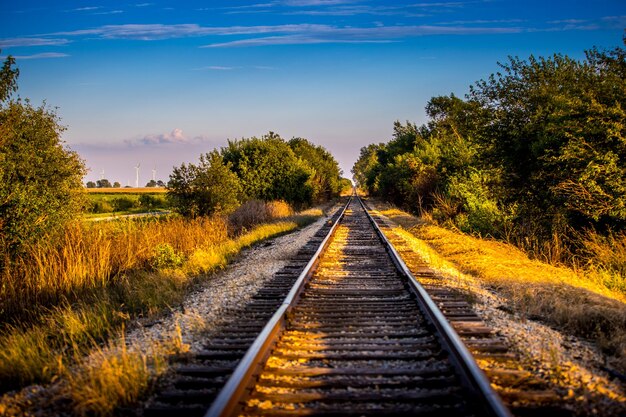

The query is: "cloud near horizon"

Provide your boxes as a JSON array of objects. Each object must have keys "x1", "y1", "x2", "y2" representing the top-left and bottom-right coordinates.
[{"x1": 123, "y1": 129, "x2": 215, "y2": 147}]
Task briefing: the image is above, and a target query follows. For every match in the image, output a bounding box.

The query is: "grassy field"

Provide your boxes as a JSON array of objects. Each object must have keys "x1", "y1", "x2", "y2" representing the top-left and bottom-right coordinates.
[
  {"x1": 0, "y1": 200, "x2": 325, "y2": 415},
  {"x1": 86, "y1": 187, "x2": 167, "y2": 194},
  {"x1": 84, "y1": 188, "x2": 170, "y2": 216},
  {"x1": 370, "y1": 201, "x2": 626, "y2": 373}
]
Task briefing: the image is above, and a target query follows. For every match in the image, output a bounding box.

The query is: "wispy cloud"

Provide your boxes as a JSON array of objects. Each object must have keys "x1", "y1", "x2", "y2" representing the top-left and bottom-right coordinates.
[
  {"x1": 203, "y1": 35, "x2": 394, "y2": 47},
  {"x1": 94, "y1": 10, "x2": 124, "y2": 15},
  {"x1": 1, "y1": 52, "x2": 69, "y2": 60},
  {"x1": 0, "y1": 37, "x2": 69, "y2": 48},
  {"x1": 194, "y1": 65, "x2": 238, "y2": 71},
  {"x1": 202, "y1": 24, "x2": 522, "y2": 47},
  {"x1": 53, "y1": 23, "x2": 331, "y2": 40},
  {"x1": 69, "y1": 6, "x2": 102, "y2": 12},
  {"x1": 125, "y1": 129, "x2": 213, "y2": 146},
  {"x1": 135, "y1": 3, "x2": 154, "y2": 6}
]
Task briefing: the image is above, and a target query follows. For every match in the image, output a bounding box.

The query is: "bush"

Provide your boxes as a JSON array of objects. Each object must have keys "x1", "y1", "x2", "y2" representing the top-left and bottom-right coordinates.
[
  {"x1": 168, "y1": 151, "x2": 242, "y2": 217},
  {"x1": 0, "y1": 56, "x2": 86, "y2": 256},
  {"x1": 139, "y1": 194, "x2": 166, "y2": 210},
  {"x1": 151, "y1": 243, "x2": 185, "y2": 270},
  {"x1": 112, "y1": 197, "x2": 137, "y2": 212},
  {"x1": 91, "y1": 200, "x2": 114, "y2": 214},
  {"x1": 229, "y1": 200, "x2": 294, "y2": 233}
]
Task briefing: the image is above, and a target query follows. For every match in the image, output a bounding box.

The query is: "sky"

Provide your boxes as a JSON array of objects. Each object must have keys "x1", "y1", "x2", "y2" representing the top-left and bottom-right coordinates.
[{"x1": 1, "y1": 1, "x2": 625, "y2": 186}]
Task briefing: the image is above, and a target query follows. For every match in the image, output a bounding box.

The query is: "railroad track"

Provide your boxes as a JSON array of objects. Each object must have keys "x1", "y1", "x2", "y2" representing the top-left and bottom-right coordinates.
[{"x1": 198, "y1": 196, "x2": 512, "y2": 417}]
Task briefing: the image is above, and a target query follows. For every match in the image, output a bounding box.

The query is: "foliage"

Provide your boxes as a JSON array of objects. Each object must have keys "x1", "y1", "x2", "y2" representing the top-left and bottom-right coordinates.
[
  {"x1": 0, "y1": 52, "x2": 18, "y2": 104},
  {"x1": 288, "y1": 137, "x2": 342, "y2": 203},
  {"x1": 146, "y1": 180, "x2": 157, "y2": 187},
  {"x1": 113, "y1": 181, "x2": 121, "y2": 188},
  {"x1": 221, "y1": 132, "x2": 314, "y2": 209},
  {"x1": 0, "y1": 103, "x2": 86, "y2": 256},
  {"x1": 97, "y1": 178, "x2": 112, "y2": 188},
  {"x1": 0, "y1": 56, "x2": 86, "y2": 257},
  {"x1": 86, "y1": 181, "x2": 96, "y2": 188},
  {"x1": 353, "y1": 39, "x2": 626, "y2": 264},
  {"x1": 150, "y1": 243, "x2": 185, "y2": 270},
  {"x1": 167, "y1": 150, "x2": 242, "y2": 217}
]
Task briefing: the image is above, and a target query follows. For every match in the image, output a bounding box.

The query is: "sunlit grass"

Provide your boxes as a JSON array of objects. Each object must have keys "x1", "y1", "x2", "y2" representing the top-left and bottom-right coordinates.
[
  {"x1": 376, "y1": 205, "x2": 626, "y2": 372},
  {"x1": 0, "y1": 201, "x2": 325, "y2": 414}
]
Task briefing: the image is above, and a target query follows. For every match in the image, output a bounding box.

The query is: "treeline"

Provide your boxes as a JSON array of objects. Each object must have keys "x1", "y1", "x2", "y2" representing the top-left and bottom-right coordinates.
[
  {"x1": 168, "y1": 132, "x2": 350, "y2": 217},
  {"x1": 353, "y1": 40, "x2": 626, "y2": 264}
]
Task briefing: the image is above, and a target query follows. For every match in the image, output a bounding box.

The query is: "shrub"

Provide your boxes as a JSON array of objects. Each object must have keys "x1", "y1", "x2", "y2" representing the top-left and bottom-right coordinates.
[
  {"x1": 112, "y1": 197, "x2": 137, "y2": 212},
  {"x1": 0, "y1": 55, "x2": 86, "y2": 256},
  {"x1": 266, "y1": 200, "x2": 293, "y2": 219},
  {"x1": 91, "y1": 200, "x2": 114, "y2": 214},
  {"x1": 168, "y1": 150, "x2": 242, "y2": 217},
  {"x1": 150, "y1": 243, "x2": 185, "y2": 270}
]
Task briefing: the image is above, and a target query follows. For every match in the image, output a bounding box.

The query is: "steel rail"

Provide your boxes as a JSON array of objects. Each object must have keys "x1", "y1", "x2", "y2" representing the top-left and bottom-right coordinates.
[
  {"x1": 358, "y1": 196, "x2": 513, "y2": 417},
  {"x1": 204, "y1": 196, "x2": 353, "y2": 417}
]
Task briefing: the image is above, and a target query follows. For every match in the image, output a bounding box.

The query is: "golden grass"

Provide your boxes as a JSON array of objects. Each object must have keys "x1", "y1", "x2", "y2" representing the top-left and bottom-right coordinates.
[
  {"x1": 0, "y1": 202, "x2": 324, "y2": 414},
  {"x1": 375, "y1": 204, "x2": 626, "y2": 372}
]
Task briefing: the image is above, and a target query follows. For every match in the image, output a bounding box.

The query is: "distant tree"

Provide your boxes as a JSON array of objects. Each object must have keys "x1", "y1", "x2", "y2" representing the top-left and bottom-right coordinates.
[
  {"x1": 0, "y1": 51, "x2": 18, "y2": 104},
  {"x1": 146, "y1": 179, "x2": 157, "y2": 187},
  {"x1": 0, "y1": 56, "x2": 86, "y2": 255},
  {"x1": 113, "y1": 181, "x2": 121, "y2": 188},
  {"x1": 221, "y1": 133, "x2": 313, "y2": 208},
  {"x1": 288, "y1": 137, "x2": 342, "y2": 203},
  {"x1": 86, "y1": 181, "x2": 96, "y2": 188},
  {"x1": 168, "y1": 150, "x2": 242, "y2": 217},
  {"x1": 96, "y1": 178, "x2": 112, "y2": 188},
  {"x1": 156, "y1": 180, "x2": 165, "y2": 187}
]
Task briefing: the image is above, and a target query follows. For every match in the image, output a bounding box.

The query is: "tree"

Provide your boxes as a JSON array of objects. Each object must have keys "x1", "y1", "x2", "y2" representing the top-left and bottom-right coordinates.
[
  {"x1": 86, "y1": 181, "x2": 96, "y2": 188},
  {"x1": 0, "y1": 51, "x2": 18, "y2": 104},
  {"x1": 221, "y1": 133, "x2": 313, "y2": 208},
  {"x1": 0, "y1": 56, "x2": 86, "y2": 255},
  {"x1": 113, "y1": 181, "x2": 121, "y2": 188},
  {"x1": 168, "y1": 150, "x2": 242, "y2": 217},
  {"x1": 156, "y1": 180, "x2": 165, "y2": 187},
  {"x1": 288, "y1": 137, "x2": 342, "y2": 203},
  {"x1": 146, "y1": 179, "x2": 157, "y2": 187},
  {"x1": 97, "y1": 178, "x2": 112, "y2": 188}
]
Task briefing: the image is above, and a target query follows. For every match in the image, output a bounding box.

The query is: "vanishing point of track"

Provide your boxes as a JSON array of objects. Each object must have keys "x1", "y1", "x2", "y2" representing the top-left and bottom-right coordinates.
[{"x1": 146, "y1": 196, "x2": 512, "y2": 417}]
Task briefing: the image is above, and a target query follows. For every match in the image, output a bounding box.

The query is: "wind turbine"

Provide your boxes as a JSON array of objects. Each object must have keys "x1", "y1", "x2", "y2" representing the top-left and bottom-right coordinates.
[
  {"x1": 100, "y1": 170, "x2": 105, "y2": 180},
  {"x1": 135, "y1": 164, "x2": 140, "y2": 188},
  {"x1": 152, "y1": 167, "x2": 156, "y2": 182}
]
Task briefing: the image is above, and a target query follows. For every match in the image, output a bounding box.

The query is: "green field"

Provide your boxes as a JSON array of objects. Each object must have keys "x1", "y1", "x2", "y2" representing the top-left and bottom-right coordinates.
[{"x1": 85, "y1": 188, "x2": 170, "y2": 217}]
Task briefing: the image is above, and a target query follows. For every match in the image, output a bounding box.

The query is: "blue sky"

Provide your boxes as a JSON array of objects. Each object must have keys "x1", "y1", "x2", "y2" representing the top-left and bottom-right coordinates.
[{"x1": 1, "y1": 1, "x2": 625, "y2": 185}]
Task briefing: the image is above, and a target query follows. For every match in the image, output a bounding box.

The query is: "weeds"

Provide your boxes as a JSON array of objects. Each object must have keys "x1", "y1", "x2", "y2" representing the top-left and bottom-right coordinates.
[
  {"x1": 0, "y1": 201, "x2": 323, "y2": 414},
  {"x1": 372, "y1": 201, "x2": 626, "y2": 371}
]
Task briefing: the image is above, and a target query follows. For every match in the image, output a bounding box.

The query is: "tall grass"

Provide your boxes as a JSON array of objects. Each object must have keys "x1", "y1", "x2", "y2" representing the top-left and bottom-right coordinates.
[
  {"x1": 0, "y1": 200, "x2": 323, "y2": 412},
  {"x1": 1, "y1": 216, "x2": 228, "y2": 322},
  {"x1": 375, "y1": 203, "x2": 626, "y2": 372}
]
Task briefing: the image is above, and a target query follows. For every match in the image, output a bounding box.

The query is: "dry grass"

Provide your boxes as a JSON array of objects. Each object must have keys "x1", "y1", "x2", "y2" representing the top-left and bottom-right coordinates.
[
  {"x1": 228, "y1": 200, "x2": 294, "y2": 233},
  {"x1": 374, "y1": 203, "x2": 626, "y2": 372},
  {"x1": 0, "y1": 202, "x2": 324, "y2": 413},
  {"x1": 0, "y1": 216, "x2": 228, "y2": 321}
]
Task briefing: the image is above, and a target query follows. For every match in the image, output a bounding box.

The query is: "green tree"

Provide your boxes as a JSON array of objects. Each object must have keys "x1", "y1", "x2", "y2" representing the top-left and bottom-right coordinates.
[
  {"x1": 146, "y1": 179, "x2": 157, "y2": 187},
  {"x1": 0, "y1": 57, "x2": 86, "y2": 255},
  {"x1": 113, "y1": 181, "x2": 121, "y2": 188},
  {"x1": 288, "y1": 137, "x2": 342, "y2": 203},
  {"x1": 168, "y1": 150, "x2": 242, "y2": 217},
  {"x1": 0, "y1": 52, "x2": 18, "y2": 104},
  {"x1": 86, "y1": 181, "x2": 96, "y2": 188},
  {"x1": 97, "y1": 178, "x2": 112, "y2": 188},
  {"x1": 221, "y1": 133, "x2": 313, "y2": 208}
]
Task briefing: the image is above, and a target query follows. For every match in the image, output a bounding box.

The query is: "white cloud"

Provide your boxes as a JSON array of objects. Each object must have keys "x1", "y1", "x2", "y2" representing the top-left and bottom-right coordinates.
[
  {"x1": 195, "y1": 65, "x2": 237, "y2": 70},
  {"x1": 125, "y1": 129, "x2": 216, "y2": 147},
  {"x1": 0, "y1": 37, "x2": 69, "y2": 48},
  {"x1": 4, "y1": 52, "x2": 69, "y2": 60}
]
